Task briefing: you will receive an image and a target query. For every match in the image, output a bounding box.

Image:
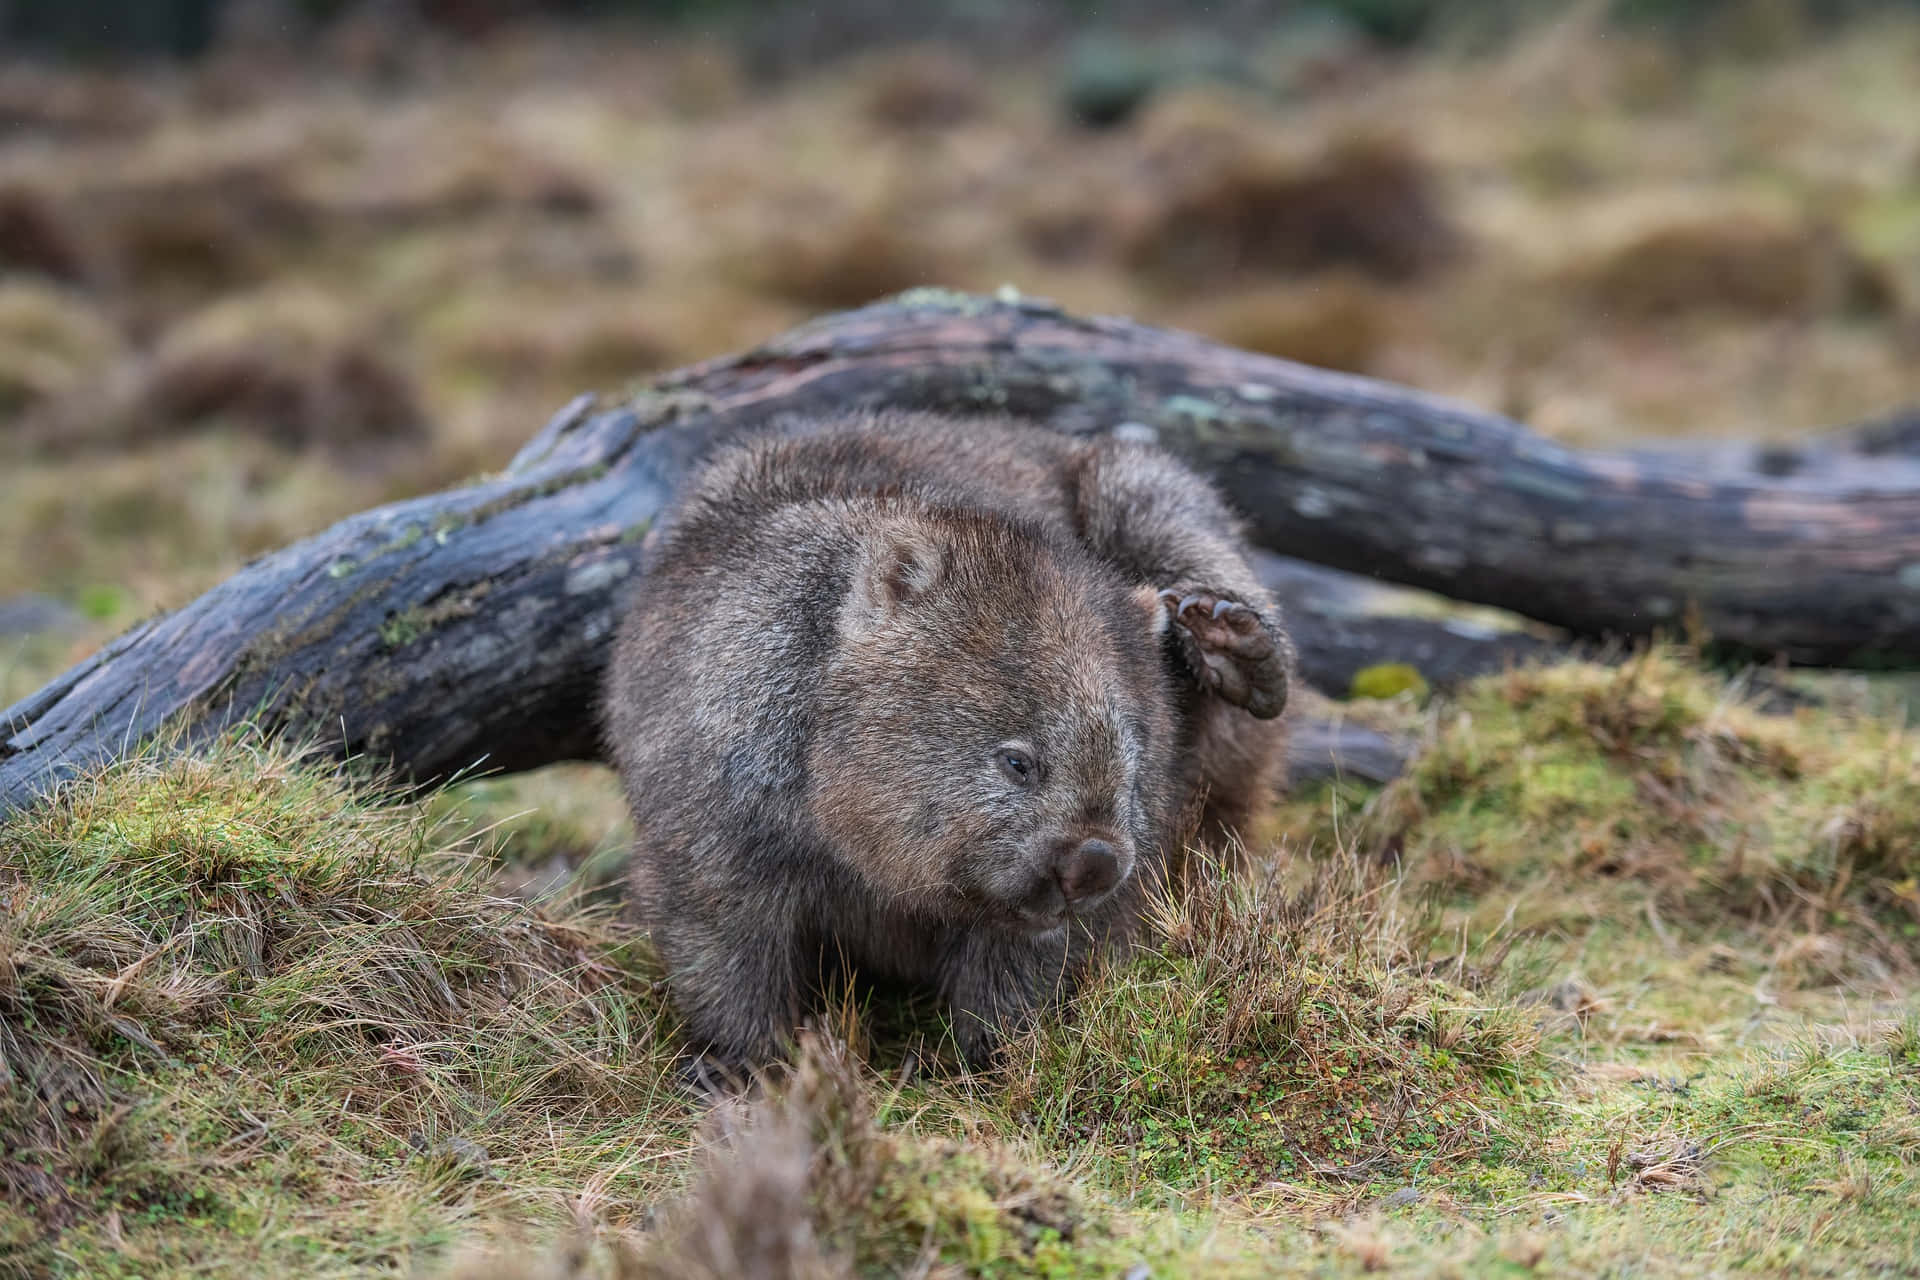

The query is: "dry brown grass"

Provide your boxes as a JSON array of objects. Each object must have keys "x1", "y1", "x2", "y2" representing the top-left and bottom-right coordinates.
[
  {"x1": 116, "y1": 287, "x2": 426, "y2": 456},
  {"x1": 1577, "y1": 211, "x2": 1898, "y2": 322},
  {"x1": 0, "y1": 180, "x2": 93, "y2": 283},
  {"x1": 858, "y1": 47, "x2": 987, "y2": 132},
  {"x1": 313, "y1": 130, "x2": 608, "y2": 229},
  {"x1": 629, "y1": 1035, "x2": 875, "y2": 1280},
  {"x1": 85, "y1": 157, "x2": 319, "y2": 313},
  {"x1": 433, "y1": 298, "x2": 676, "y2": 392},
  {"x1": 1180, "y1": 273, "x2": 1398, "y2": 373},
  {"x1": 728, "y1": 189, "x2": 964, "y2": 310},
  {"x1": 1123, "y1": 125, "x2": 1461, "y2": 293},
  {"x1": 0, "y1": 281, "x2": 122, "y2": 416}
]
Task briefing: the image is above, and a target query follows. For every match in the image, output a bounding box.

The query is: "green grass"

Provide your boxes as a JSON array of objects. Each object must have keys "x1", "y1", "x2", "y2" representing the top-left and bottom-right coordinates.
[
  {"x1": 6, "y1": 660, "x2": 1919, "y2": 1276},
  {"x1": 1275, "y1": 649, "x2": 1920, "y2": 997},
  {"x1": 990, "y1": 855, "x2": 1551, "y2": 1197},
  {"x1": 0, "y1": 735, "x2": 689, "y2": 1278}
]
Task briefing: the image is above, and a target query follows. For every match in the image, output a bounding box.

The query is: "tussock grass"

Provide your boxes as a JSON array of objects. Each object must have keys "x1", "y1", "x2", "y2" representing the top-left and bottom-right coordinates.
[
  {"x1": 6, "y1": 658, "x2": 1920, "y2": 1275},
  {"x1": 857, "y1": 47, "x2": 987, "y2": 133},
  {"x1": 455, "y1": 1034, "x2": 1289, "y2": 1280},
  {"x1": 0, "y1": 735, "x2": 686, "y2": 1278},
  {"x1": 1574, "y1": 210, "x2": 1897, "y2": 321},
  {"x1": 995, "y1": 850, "x2": 1549, "y2": 1194},
  {"x1": 118, "y1": 287, "x2": 428, "y2": 456},
  {"x1": 1281, "y1": 648, "x2": 1920, "y2": 990},
  {"x1": 1121, "y1": 122, "x2": 1461, "y2": 292},
  {"x1": 1175, "y1": 274, "x2": 1397, "y2": 373}
]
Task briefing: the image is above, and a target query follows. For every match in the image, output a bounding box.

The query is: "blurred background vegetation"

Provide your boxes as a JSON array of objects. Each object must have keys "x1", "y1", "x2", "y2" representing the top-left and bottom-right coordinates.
[
  {"x1": 9, "y1": 13, "x2": 1920, "y2": 1274},
  {"x1": 3, "y1": 0, "x2": 1919, "y2": 738}
]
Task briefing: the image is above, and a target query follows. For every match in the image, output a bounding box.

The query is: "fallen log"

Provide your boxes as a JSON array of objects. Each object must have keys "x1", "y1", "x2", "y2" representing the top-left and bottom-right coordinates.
[{"x1": 5, "y1": 290, "x2": 1915, "y2": 813}]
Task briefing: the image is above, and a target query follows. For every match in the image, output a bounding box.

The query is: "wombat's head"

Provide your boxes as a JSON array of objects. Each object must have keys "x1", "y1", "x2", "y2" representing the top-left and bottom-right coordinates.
[{"x1": 808, "y1": 511, "x2": 1176, "y2": 932}]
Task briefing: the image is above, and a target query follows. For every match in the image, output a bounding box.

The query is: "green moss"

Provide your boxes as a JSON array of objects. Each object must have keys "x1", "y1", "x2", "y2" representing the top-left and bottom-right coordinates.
[
  {"x1": 464, "y1": 463, "x2": 613, "y2": 527},
  {"x1": 76, "y1": 583, "x2": 128, "y2": 621},
  {"x1": 378, "y1": 583, "x2": 492, "y2": 649},
  {"x1": 887, "y1": 286, "x2": 994, "y2": 313},
  {"x1": 1350, "y1": 661, "x2": 1431, "y2": 702},
  {"x1": 1281, "y1": 650, "x2": 1920, "y2": 976},
  {"x1": 378, "y1": 607, "x2": 424, "y2": 647}
]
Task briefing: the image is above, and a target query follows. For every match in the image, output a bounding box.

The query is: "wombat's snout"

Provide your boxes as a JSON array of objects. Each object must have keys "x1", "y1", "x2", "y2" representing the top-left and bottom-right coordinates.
[{"x1": 1054, "y1": 837, "x2": 1122, "y2": 906}]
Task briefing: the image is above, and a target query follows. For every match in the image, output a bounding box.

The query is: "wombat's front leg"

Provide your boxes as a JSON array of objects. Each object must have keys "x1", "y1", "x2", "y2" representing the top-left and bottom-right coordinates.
[
  {"x1": 1068, "y1": 439, "x2": 1293, "y2": 721},
  {"x1": 1157, "y1": 587, "x2": 1289, "y2": 720},
  {"x1": 1069, "y1": 437, "x2": 1293, "y2": 846},
  {"x1": 653, "y1": 913, "x2": 804, "y2": 1077},
  {"x1": 938, "y1": 930, "x2": 1072, "y2": 1069}
]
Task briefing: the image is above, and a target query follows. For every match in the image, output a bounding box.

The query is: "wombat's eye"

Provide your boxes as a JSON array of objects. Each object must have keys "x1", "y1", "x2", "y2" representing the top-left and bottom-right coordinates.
[{"x1": 996, "y1": 748, "x2": 1038, "y2": 787}]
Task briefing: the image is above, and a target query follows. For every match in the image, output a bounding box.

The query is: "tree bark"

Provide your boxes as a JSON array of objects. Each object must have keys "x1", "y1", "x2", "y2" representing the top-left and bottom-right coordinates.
[{"x1": 5, "y1": 290, "x2": 1915, "y2": 813}]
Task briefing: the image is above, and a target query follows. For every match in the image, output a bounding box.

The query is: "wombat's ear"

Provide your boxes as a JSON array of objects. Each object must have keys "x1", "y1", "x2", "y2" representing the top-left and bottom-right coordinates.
[
  {"x1": 847, "y1": 523, "x2": 948, "y2": 630},
  {"x1": 1132, "y1": 583, "x2": 1171, "y2": 638}
]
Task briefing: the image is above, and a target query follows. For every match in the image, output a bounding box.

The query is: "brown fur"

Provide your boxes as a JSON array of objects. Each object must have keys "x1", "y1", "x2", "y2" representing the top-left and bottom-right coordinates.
[{"x1": 601, "y1": 411, "x2": 1290, "y2": 1071}]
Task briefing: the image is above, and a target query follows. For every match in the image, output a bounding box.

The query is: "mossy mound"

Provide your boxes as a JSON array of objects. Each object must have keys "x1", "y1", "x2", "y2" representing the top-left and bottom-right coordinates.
[
  {"x1": 0, "y1": 737, "x2": 685, "y2": 1278},
  {"x1": 995, "y1": 856, "x2": 1551, "y2": 1195},
  {"x1": 1280, "y1": 649, "x2": 1920, "y2": 985}
]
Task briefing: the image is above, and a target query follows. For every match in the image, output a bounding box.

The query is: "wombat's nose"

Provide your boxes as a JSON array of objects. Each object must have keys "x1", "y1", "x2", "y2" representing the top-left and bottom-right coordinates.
[{"x1": 1055, "y1": 838, "x2": 1120, "y2": 904}]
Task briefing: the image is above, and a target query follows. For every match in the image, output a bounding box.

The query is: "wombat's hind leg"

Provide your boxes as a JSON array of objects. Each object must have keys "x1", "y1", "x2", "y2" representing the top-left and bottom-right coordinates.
[
  {"x1": 656, "y1": 916, "x2": 805, "y2": 1079},
  {"x1": 1158, "y1": 587, "x2": 1289, "y2": 720},
  {"x1": 938, "y1": 932, "x2": 1067, "y2": 1070}
]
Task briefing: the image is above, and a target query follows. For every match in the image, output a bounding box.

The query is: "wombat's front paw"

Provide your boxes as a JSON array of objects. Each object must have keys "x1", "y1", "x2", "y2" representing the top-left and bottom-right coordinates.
[
  {"x1": 951, "y1": 1016, "x2": 1003, "y2": 1074},
  {"x1": 677, "y1": 1051, "x2": 755, "y2": 1100},
  {"x1": 1158, "y1": 587, "x2": 1289, "y2": 719}
]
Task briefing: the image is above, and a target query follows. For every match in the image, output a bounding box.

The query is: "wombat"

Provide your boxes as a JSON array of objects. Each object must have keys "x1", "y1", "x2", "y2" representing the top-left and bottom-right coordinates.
[{"x1": 601, "y1": 411, "x2": 1290, "y2": 1071}]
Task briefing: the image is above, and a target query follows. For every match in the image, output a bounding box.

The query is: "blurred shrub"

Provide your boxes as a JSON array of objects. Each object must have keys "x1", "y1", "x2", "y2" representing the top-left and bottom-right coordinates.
[
  {"x1": 1059, "y1": 29, "x2": 1270, "y2": 130},
  {"x1": 2, "y1": 0, "x2": 220, "y2": 57},
  {"x1": 127, "y1": 288, "x2": 427, "y2": 454},
  {"x1": 0, "y1": 284, "x2": 123, "y2": 416},
  {"x1": 860, "y1": 47, "x2": 987, "y2": 131},
  {"x1": 1125, "y1": 129, "x2": 1461, "y2": 291},
  {"x1": 0, "y1": 183, "x2": 93, "y2": 283},
  {"x1": 1301, "y1": 0, "x2": 1563, "y2": 50},
  {"x1": 1580, "y1": 213, "x2": 1897, "y2": 321},
  {"x1": 1312, "y1": 0, "x2": 1439, "y2": 46},
  {"x1": 1062, "y1": 34, "x2": 1164, "y2": 128}
]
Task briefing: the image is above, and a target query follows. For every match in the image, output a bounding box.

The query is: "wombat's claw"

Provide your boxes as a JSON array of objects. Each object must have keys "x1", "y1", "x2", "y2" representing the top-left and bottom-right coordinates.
[
  {"x1": 678, "y1": 1052, "x2": 750, "y2": 1100},
  {"x1": 1157, "y1": 586, "x2": 1288, "y2": 719},
  {"x1": 1159, "y1": 590, "x2": 1257, "y2": 629}
]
